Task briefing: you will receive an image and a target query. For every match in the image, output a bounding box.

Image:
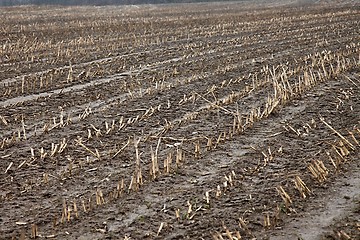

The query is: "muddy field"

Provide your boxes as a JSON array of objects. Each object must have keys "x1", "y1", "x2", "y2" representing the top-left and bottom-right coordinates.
[{"x1": 0, "y1": 1, "x2": 359, "y2": 239}]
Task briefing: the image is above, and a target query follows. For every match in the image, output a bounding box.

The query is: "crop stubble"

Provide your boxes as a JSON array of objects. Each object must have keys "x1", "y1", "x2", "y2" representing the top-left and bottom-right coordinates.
[{"x1": 0, "y1": 1, "x2": 359, "y2": 239}]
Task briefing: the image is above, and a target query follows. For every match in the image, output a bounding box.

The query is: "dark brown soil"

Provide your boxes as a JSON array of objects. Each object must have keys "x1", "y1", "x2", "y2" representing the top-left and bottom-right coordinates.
[{"x1": 0, "y1": 1, "x2": 359, "y2": 239}]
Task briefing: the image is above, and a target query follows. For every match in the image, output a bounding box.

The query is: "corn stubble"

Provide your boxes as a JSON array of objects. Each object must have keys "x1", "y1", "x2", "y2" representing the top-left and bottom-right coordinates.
[{"x1": 2, "y1": 4, "x2": 359, "y2": 239}]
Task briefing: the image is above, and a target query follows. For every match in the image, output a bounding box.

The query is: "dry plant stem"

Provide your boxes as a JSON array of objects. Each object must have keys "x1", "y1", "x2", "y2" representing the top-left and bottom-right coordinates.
[
  {"x1": 151, "y1": 138, "x2": 161, "y2": 179},
  {"x1": 212, "y1": 232, "x2": 225, "y2": 240},
  {"x1": 263, "y1": 214, "x2": 271, "y2": 229},
  {"x1": 326, "y1": 151, "x2": 339, "y2": 170},
  {"x1": 332, "y1": 145, "x2": 346, "y2": 161},
  {"x1": 276, "y1": 185, "x2": 292, "y2": 207},
  {"x1": 194, "y1": 91, "x2": 235, "y2": 116},
  {"x1": 239, "y1": 217, "x2": 254, "y2": 237},
  {"x1": 5, "y1": 162, "x2": 13, "y2": 174},
  {"x1": 175, "y1": 209, "x2": 180, "y2": 221},
  {"x1": 294, "y1": 175, "x2": 311, "y2": 198},
  {"x1": 320, "y1": 117, "x2": 355, "y2": 150},
  {"x1": 112, "y1": 138, "x2": 130, "y2": 158},
  {"x1": 21, "y1": 118, "x2": 27, "y2": 140},
  {"x1": 343, "y1": 74, "x2": 358, "y2": 87},
  {"x1": 61, "y1": 199, "x2": 67, "y2": 224},
  {"x1": 308, "y1": 159, "x2": 328, "y2": 182},
  {"x1": 132, "y1": 138, "x2": 143, "y2": 190},
  {"x1": 31, "y1": 224, "x2": 38, "y2": 239},
  {"x1": 157, "y1": 222, "x2": 165, "y2": 236},
  {"x1": 223, "y1": 225, "x2": 233, "y2": 240},
  {"x1": 348, "y1": 130, "x2": 359, "y2": 146},
  {"x1": 73, "y1": 201, "x2": 78, "y2": 218},
  {"x1": 75, "y1": 138, "x2": 100, "y2": 159},
  {"x1": 82, "y1": 200, "x2": 87, "y2": 213},
  {"x1": 175, "y1": 147, "x2": 183, "y2": 166},
  {"x1": 150, "y1": 146, "x2": 159, "y2": 179},
  {"x1": 194, "y1": 140, "x2": 201, "y2": 158}
]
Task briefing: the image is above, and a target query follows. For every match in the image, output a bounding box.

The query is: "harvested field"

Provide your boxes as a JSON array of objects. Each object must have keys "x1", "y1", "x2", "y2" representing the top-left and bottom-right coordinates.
[{"x1": 0, "y1": 0, "x2": 359, "y2": 239}]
